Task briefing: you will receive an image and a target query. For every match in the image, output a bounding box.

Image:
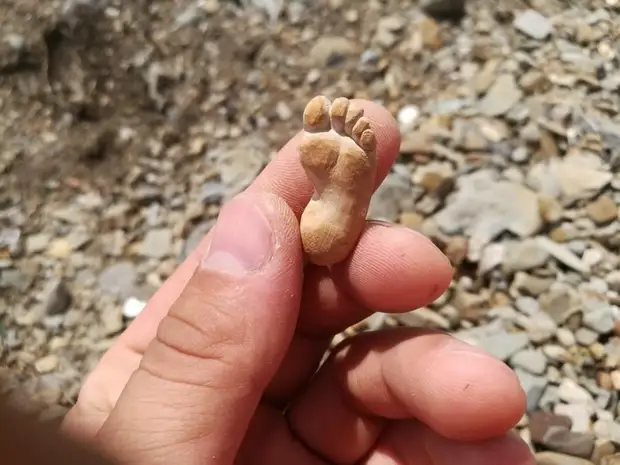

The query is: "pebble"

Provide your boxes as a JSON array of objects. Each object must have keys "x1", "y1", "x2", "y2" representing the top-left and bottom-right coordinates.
[
  {"x1": 98, "y1": 262, "x2": 138, "y2": 299},
  {"x1": 511, "y1": 349, "x2": 548, "y2": 375},
  {"x1": 513, "y1": 9, "x2": 554, "y2": 40},
  {"x1": 139, "y1": 228, "x2": 173, "y2": 259},
  {"x1": 502, "y1": 239, "x2": 550, "y2": 273},
  {"x1": 586, "y1": 196, "x2": 619, "y2": 225},
  {"x1": 478, "y1": 74, "x2": 523, "y2": 117}
]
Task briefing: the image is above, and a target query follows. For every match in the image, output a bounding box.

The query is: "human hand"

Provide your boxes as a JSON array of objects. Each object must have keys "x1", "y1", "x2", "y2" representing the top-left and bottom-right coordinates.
[{"x1": 61, "y1": 100, "x2": 535, "y2": 465}]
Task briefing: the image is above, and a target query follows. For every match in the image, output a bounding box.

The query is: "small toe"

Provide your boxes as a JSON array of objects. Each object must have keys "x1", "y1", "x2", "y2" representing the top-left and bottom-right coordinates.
[
  {"x1": 352, "y1": 117, "x2": 372, "y2": 147},
  {"x1": 359, "y1": 129, "x2": 377, "y2": 152},
  {"x1": 344, "y1": 103, "x2": 364, "y2": 136},
  {"x1": 330, "y1": 97, "x2": 349, "y2": 133}
]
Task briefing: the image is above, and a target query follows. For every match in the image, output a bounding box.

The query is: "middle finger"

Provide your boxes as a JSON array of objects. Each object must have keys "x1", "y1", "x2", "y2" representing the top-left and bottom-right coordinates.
[{"x1": 285, "y1": 328, "x2": 526, "y2": 464}]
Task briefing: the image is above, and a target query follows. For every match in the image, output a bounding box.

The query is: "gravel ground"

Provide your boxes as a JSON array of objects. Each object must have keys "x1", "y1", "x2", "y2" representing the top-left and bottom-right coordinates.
[{"x1": 2, "y1": 0, "x2": 620, "y2": 462}]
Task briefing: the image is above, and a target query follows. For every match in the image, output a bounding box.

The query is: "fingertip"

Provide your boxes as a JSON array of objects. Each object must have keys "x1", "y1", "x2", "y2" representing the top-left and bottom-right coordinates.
[
  {"x1": 333, "y1": 224, "x2": 454, "y2": 311},
  {"x1": 401, "y1": 337, "x2": 527, "y2": 440}
]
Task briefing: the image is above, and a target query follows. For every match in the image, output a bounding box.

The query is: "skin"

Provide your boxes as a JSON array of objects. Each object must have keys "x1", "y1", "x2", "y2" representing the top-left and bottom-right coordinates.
[{"x1": 3, "y1": 99, "x2": 535, "y2": 465}]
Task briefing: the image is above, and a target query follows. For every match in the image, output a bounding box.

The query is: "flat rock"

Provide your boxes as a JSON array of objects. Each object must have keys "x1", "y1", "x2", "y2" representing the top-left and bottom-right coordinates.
[
  {"x1": 586, "y1": 195, "x2": 618, "y2": 225},
  {"x1": 514, "y1": 368, "x2": 548, "y2": 411},
  {"x1": 98, "y1": 261, "x2": 138, "y2": 299},
  {"x1": 513, "y1": 9, "x2": 553, "y2": 40},
  {"x1": 139, "y1": 228, "x2": 173, "y2": 259},
  {"x1": 502, "y1": 238, "x2": 550, "y2": 273},
  {"x1": 510, "y1": 348, "x2": 547, "y2": 375},
  {"x1": 536, "y1": 236, "x2": 590, "y2": 274},
  {"x1": 309, "y1": 36, "x2": 358, "y2": 67},
  {"x1": 527, "y1": 155, "x2": 613, "y2": 203},
  {"x1": 434, "y1": 170, "x2": 541, "y2": 260},
  {"x1": 478, "y1": 74, "x2": 523, "y2": 117}
]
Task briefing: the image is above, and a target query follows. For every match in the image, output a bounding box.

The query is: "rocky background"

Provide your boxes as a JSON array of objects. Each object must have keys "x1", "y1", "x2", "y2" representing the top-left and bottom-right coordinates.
[{"x1": 1, "y1": 0, "x2": 620, "y2": 463}]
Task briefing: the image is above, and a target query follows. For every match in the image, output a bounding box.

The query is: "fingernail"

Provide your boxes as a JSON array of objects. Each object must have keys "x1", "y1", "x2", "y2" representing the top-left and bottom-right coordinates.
[{"x1": 200, "y1": 196, "x2": 274, "y2": 275}]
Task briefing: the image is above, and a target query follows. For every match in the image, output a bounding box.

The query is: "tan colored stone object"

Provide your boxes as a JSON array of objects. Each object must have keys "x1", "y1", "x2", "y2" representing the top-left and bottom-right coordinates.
[{"x1": 299, "y1": 96, "x2": 377, "y2": 266}]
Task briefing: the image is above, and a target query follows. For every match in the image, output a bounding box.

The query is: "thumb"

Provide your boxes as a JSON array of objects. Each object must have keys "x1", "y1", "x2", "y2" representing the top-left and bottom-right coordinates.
[{"x1": 96, "y1": 192, "x2": 304, "y2": 465}]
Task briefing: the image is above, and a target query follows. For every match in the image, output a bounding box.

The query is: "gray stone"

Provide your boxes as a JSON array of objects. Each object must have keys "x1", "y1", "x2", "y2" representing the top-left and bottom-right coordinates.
[
  {"x1": 478, "y1": 74, "x2": 523, "y2": 117},
  {"x1": 515, "y1": 296, "x2": 540, "y2": 315},
  {"x1": 510, "y1": 348, "x2": 547, "y2": 375},
  {"x1": 434, "y1": 170, "x2": 541, "y2": 260},
  {"x1": 43, "y1": 279, "x2": 72, "y2": 315},
  {"x1": 502, "y1": 239, "x2": 550, "y2": 273},
  {"x1": 513, "y1": 9, "x2": 553, "y2": 40},
  {"x1": 139, "y1": 228, "x2": 173, "y2": 259},
  {"x1": 554, "y1": 403, "x2": 592, "y2": 433},
  {"x1": 575, "y1": 327, "x2": 599, "y2": 346},
  {"x1": 515, "y1": 368, "x2": 548, "y2": 411},
  {"x1": 98, "y1": 261, "x2": 138, "y2": 299}
]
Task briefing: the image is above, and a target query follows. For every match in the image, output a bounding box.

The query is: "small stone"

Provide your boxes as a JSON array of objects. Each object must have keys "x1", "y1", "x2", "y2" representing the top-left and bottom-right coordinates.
[
  {"x1": 539, "y1": 286, "x2": 579, "y2": 325},
  {"x1": 536, "y1": 236, "x2": 590, "y2": 274},
  {"x1": 605, "y1": 271, "x2": 620, "y2": 292},
  {"x1": 575, "y1": 327, "x2": 599, "y2": 346},
  {"x1": 555, "y1": 403, "x2": 592, "y2": 433},
  {"x1": 539, "y1": 196, "x2": 563, "y2": 224},
  {"x1": 434, "y1": 171, "x2": 541, "y2": 261},
  {"x1": 556, "y1": 328, "x2": 577, "y2": 347},
  {"x1": 46, "y1": 239, "x2": 73, "y2": 259},
  {"x1": 586, "y1": 195, "x2": 618, "y2": 225},
  {"x1": 593, "y1": 420, "x2": 620, "y2": 443},
  {"x1": 34, "y1": 355, "x2": 59, "y2": 374},
  {"x1": 558, "y1": 378, "x2": 595, "y2": 406},
  {"x1": 514, "y1": 369, "x2": 548, "y2": 411},
  {"x1": 533, "y1": 417, "x2": 594, "y2": 458},
  {"x1": 139, "y1": 228, "x2": 173, "y2": 259},
  {"x1": 513, "y1": 9, "x2": 553, "y2": 40},
  {"x1": 513, "y1": 272, "x2": 556, "y2": 297},
  {"x1": 98, "y1": 261, "x2": 138, "y2": 299},
  {"x1": 310, "y1": 36, "x2": 358, "y2": 66},
  {"x1": 530, "y1": 410, "x2": 572, "y2": 441},
  {"x1": 510, "y1": 348, "x2": 547, "y2": 375},
  {"x1": 399, "y1": 212, "x2": 425, "y2": 230},
  {"x1": 516, "y1": 296, "x2": 539, "y2": 315},
  {"x1": 502, "y1": 239, "x2": 550, "y2": 273},
  {"x1": 397, "y1": 105, "x2": 420, "y2": 131},
  {"x1": 25, "y1": 233, "x2": 50, "y2": 255},
  {"x1": 43, "y1": 279, "x2": 72, "y2": 315},
  {"x1": 122, "y1": 297, "x2": 147, "y2": 319},
  {"x1": 419, "y1": 16, "x2": 442, "y2": 51},
  {"x1": 475, "y1": 330, "x2": 530, "y2": 361},
  {"x1": 101, "y1": 305, "x2": 124, "y2": 336},
  {"x1": 478, "y1": 74, "x2": 523, "y2": 117}
]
